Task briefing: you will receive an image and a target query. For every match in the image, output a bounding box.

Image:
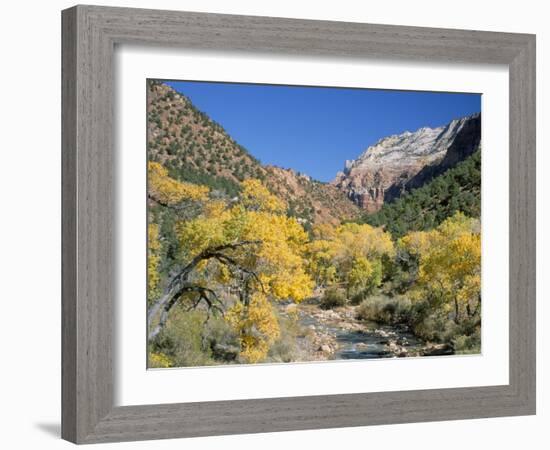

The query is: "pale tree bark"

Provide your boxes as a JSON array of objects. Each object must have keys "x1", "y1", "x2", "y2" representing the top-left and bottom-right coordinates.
[{"x1": 147, "y1": 240, "x2": 261, "y2": 341}]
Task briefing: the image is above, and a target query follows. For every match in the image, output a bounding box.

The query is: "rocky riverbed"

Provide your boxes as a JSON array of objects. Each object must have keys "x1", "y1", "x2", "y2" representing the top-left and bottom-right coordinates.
[{"x1": 279, "y1": 303, "x2": 453, "y2": 361}]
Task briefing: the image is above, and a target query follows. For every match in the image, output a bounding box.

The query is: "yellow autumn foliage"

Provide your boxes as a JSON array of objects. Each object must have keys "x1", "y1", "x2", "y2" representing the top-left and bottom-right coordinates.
[
  {"x1": 148, "y1": 161, "x2": 209, "y2": 205},
  {"x1": 305, "y1": 239, "x2": 337, "y2": 286},
  {"x1": 147, "y1": 223, "x2": 161, "y2": 297},
  {"x1": 347, "y1": 256, "x2": 376, "y2": 293},
  {"x1": 332, "y1": 222, "x2": 395, "y2": 262},
  {"x1": 226, "y1": 292, "x2": 280, "y2": 363},
  {"x1": 176, "y1": 181, "x2": 313, "y2": 304},
  {"x1": 240, "y1": 178, "x2": 286, "y2": 213},
  {"x1": 173, "y1": 178, "x2": 313, "y2": 361},
  {"x1": 176, "y1": 214, "x2": 228, "y2": 257},
  {"x1": 312, "y1": 222, "x2": 337, "y2": 240},
  {"x1": 241, "y1": 210, "x2": 313, "y2": 302},
  {"x1": 398, "y1": 230, "x2": 433, "y2": 256},
  {"x1": 149, "y1": 351, "x2": 173, "y2": 368},
  {"x1": 401, "y1": 212, "x2": 481, "y2": 322},
  {"x1": 306, "y1": 222, "x2": 394, "y2": 293}
]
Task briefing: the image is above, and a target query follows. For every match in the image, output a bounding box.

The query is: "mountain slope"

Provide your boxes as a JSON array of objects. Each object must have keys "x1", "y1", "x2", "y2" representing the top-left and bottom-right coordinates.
[
  {"x1": 333, "y1": 114, "x2": 481, "y2": 212},
  {"x1": 263, "y1": 165, "x2": 361, "y2": 227},
  {"x1": 148, "y1": 80, "x2": 263, "y2": 197},
  {"x1": 363, "y1": 149, "x2": 481, "y2": 237},
  {"x1": 147, "y1": 80, "x2": 361, "y2": 226}
]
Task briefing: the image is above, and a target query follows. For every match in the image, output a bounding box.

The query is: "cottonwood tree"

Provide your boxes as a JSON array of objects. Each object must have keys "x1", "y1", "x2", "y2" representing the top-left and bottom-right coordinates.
[
  {"x1": 306, "y1": 222, "x2": 394, "y2": 297},
  {"x1": 147, "y1": 168, "x2": 313, "y2": 363},
  {"x1": 400, "y1": 212, "x2": 481, "y2": 324}
]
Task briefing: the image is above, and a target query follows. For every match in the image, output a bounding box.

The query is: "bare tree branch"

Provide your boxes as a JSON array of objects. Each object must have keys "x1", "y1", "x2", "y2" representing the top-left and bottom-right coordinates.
[
  {"x1": 149, "y1": 285, "x2": 224, "y2": 341},
  {"x1": 208, "y1": 252, "x2": 266, "y2": 294},
  {"x1": 147, "y1": 239, "x2": 262, "y2": 341}
]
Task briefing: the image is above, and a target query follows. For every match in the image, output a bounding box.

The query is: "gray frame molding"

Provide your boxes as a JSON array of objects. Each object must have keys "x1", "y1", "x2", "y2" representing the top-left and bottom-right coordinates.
[{"x1": 62, "y1": 5, "x2": 536, "y2": 444}]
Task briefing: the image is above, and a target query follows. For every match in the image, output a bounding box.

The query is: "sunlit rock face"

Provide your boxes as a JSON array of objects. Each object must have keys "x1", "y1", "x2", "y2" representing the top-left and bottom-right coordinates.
[{"x1": 332, "y1": 113, "x2": 481, "y2": 212}]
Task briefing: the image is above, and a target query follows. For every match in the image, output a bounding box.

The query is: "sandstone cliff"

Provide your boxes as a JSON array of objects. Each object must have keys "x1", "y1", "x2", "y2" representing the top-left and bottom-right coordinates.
[{"x1": 332, "y1": 114, "x2": 481, "y2": 212}]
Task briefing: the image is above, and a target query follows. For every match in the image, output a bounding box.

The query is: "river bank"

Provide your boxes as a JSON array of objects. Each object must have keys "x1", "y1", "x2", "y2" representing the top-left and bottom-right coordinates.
[{"x1": 278, "y1": 302, "x2": 454, "y2": 361}]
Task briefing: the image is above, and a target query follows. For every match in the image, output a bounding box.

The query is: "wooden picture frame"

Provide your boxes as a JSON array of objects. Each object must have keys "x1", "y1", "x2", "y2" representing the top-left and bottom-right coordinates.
[{"x1": 61, "y1": 5, "x2": 536, "y2": 444}]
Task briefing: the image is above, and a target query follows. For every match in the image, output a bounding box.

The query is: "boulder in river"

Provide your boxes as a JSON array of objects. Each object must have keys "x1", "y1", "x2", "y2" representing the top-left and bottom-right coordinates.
[
  {"x1": 319, "y1": 344, "x2": 333, "y2": 354},
  {"x1": 375, "y1": 329, "x2": 389, "y2": 338},
  {"x1": 397, "y1": 337, "x2": 409, "y2": 346}
]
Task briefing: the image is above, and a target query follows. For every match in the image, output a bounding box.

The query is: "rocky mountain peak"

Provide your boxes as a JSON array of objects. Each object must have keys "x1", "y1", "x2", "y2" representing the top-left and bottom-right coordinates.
[{"x1": 333, "y1": 113, "x2": 481, "y2": 212}]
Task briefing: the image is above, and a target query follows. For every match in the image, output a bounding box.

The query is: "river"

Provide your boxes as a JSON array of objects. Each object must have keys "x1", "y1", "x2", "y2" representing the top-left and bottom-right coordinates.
[{"x1": 281, "y1": 303, "x2": 433, "y2": 360}]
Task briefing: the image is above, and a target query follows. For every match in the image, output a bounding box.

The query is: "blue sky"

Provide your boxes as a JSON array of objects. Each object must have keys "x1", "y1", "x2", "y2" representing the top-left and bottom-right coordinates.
[{"x1": 165, "y1": 80, "x2": 481, "y2": 182}]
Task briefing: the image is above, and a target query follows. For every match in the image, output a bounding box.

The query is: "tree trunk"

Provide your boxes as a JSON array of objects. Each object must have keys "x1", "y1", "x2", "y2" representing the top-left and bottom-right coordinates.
[{"x1": 147, "y1": 240, "x2": 261, "y2": 341}]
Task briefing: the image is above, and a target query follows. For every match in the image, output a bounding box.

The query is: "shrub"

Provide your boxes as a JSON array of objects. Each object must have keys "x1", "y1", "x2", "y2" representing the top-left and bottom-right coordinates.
[
  {"x1": 349, "y1": 290, "x2": 368, "y2": 306},
  {"x1": 452, "y1": 332, "x2": 481, "y2": 354},
  {"x1": 267, "y1": 314, "x2": 301, "y2": 363},
  {"x1": 319, "y1": 287, "x2": 346, "y2": 309},
  {"x1": 411, "y1": 313, "x2": 452, "y2": 342},
  {"x1": 407, "y1": 302, "x2": 480, "y2": 352},
  {"x1": 150, "y1": 308, "x2": 217, "y2": 367},
  {"x1": 356, "y1": 295, "x2": 412, "y2": 324},
  {"x1": 204, "y1": 313, "x2": 241, "y2": 362},
  {"x1": 148, "y1": 351, "x2": 173, "y2": 368}
]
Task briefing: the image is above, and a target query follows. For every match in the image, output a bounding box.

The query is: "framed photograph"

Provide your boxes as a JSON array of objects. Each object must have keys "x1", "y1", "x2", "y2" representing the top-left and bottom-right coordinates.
[{"x1": 62, "y1": 5, "x2": 536, "y2": 444}]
